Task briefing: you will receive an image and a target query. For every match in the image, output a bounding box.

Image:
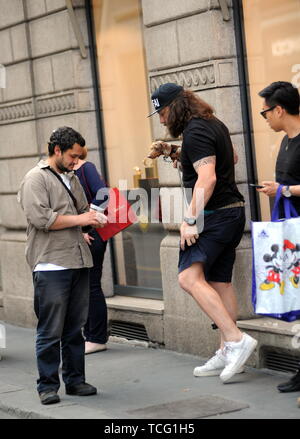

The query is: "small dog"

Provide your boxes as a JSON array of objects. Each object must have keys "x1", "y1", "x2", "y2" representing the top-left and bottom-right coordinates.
[{"x1": 147, "y1": 141, "x2": 181, "y2": 162}]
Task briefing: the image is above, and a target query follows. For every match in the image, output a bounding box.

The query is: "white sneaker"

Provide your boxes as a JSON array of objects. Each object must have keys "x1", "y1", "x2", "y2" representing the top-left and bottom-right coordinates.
[
  {"x1": 220, "y1": 333, "x2": 257, "y2": 383},
  {"x1": 193, "y1": 349, "x2": 244, "y2": 377},
  {"x1": 85, "y1": 342, "x2": 107, "y2": 355}
]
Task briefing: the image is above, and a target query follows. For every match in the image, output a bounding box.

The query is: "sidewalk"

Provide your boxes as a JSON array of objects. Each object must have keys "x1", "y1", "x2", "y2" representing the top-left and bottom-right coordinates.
[{"x1": 0, "y1": 322, "x2": 299, "y2": 419}]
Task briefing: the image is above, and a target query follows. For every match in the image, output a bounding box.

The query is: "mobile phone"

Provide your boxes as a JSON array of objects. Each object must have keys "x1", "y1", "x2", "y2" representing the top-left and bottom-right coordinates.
[{"x1": 249, "y1": 183, "x2": 264, "y2": 189}]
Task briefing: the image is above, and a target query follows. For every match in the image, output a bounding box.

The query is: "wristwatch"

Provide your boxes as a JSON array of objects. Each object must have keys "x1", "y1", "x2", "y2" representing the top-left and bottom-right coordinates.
[
  {"x1": 282, "y1": 185, "x2": 292, "y2": 197},
  {"x1": 183, "y1": 216, "x2": 196, "y2": 226}
]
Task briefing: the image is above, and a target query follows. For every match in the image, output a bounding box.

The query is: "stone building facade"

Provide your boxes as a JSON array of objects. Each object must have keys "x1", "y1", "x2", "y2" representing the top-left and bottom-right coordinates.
[{"x1": 0, "y1": 0, "x2": 299, "y2": 368}]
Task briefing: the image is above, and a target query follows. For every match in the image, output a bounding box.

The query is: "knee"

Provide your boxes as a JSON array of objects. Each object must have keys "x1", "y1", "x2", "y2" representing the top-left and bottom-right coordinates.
[{"x1": 178, "y1": 271, "x2": 196, "y2": 293}]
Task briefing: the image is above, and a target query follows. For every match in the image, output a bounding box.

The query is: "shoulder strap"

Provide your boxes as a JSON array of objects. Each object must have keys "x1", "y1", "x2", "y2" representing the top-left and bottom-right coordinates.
[
  {"x1": 45, "y1": 167, "x2": 94, "y2": 233},
  {"x1": 46, "y1": 167, "x2": 78, "y2": 210},
  {"x1": 80, "y1": 163, "x2": 93, "y2": 204}
]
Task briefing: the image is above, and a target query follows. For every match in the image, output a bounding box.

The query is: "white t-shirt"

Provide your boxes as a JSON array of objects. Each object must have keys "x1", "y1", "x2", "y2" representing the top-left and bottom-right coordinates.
[{"x1": 34, "y1": 173, "x2": 72, "y2": 272}]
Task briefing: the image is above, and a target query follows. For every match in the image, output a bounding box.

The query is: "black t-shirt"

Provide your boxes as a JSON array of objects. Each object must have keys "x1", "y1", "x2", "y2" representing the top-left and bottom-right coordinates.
[
  {"x1": 181, "y1": 117, "x2": 244, "y2": 210},
  {"x1": 276, "y1": 133, "x2": 300, "y2": 214}
]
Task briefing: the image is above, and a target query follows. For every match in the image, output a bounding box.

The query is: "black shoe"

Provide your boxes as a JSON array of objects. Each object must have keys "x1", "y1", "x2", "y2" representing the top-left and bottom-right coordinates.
[
  {"x1": 277, "y1": 370, "x2": 300, "y2": 393},
  {"x1": 39, "y1": 390, "x2": 60, "y2": 405},
  {"x1": 66, "y1": 382, "x2": 97, "y2": 396}
]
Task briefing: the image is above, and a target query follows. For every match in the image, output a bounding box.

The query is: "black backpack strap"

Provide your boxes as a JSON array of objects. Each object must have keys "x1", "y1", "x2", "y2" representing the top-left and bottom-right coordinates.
[
  {"x1": 46, "y1": 167, "x2": 78, "y2": 210},
  {"x1": 44, "y1": 166, "x2": 93, "y2": 233}
]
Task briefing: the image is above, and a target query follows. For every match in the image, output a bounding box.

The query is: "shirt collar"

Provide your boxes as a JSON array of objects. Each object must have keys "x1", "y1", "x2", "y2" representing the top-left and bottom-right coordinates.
[{"x1": 37, "y1": 159, "x2": 75, "y2": 178}]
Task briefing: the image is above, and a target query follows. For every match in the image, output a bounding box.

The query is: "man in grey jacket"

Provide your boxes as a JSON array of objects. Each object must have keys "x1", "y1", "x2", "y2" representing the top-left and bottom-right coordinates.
[{"x1": 18, "y1": 126, "x2": 106, "y2": 405}]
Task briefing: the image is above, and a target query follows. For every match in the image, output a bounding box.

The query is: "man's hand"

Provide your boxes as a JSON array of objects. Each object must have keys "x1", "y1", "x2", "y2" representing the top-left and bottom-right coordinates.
[
  {"x1": 180, "y1": 222, "x2": 199, "y2": 251},
  {"x1": 257, "y1": 181, "x2": 279, "y2": 197},
  {"x1": 78, "y1": 211, "x2": 107, "y2": 228},
  {"x1": 173, "y1": 159, "x2": 182, "y2": 170},
  {"x1": 83, "y1": 233, "x2": 95, "y2": 246}
]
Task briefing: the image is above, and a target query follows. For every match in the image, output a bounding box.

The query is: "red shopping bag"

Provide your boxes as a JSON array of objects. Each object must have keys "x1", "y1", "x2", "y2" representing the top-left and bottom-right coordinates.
[{"x1": 96, "y1": 188, "x2": 137, "y2": 241}]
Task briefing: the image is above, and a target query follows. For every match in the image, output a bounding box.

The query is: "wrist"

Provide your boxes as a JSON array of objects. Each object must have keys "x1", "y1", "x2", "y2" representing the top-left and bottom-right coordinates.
[
  {"x1": 183, "y1": 216, "x2": 196, "y2": 226},
  {"x1": 77, "y1": 213, "x2": 88, "y2": 227},
  {"x1": 282, "y1": 185, "x2": 292, "y2": 197}
]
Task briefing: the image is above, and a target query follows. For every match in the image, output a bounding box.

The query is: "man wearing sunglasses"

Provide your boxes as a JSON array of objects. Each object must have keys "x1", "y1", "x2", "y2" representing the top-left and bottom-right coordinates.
[
  {"x1": 257, "y1": 81, "x2": 300, "y2": 394},
  {"x1": 257, "y1": 81, "x2": 300, "y2": 205}
]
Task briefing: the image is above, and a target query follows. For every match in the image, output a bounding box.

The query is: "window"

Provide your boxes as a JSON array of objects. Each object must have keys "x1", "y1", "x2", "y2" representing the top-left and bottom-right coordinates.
[
  {"x1": 242, "y1": 0, "x2": 300, "y2": 220},
  {"x1": 91, "y1": 0, "x2": 166, "y2": 298}
]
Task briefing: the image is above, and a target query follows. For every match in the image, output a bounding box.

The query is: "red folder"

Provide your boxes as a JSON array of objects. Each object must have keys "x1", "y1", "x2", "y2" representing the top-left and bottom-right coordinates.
[{"x1": 96, "y1": 187, "x2": 137, "y2": 241}]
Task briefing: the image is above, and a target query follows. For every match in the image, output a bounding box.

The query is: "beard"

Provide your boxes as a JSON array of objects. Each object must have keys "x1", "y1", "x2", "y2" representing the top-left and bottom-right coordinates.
[{"x1": 56, "y1": 160, "x2": 72, "y2": 173}]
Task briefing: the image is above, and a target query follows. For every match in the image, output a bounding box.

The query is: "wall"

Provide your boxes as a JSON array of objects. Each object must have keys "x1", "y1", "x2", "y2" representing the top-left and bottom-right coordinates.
[
  {"x1": 0, "y1": 0, "x2": 113, "y2": 327},
  {"x1": 0, "y1": 0, "x2": 255, "y2": 358}
]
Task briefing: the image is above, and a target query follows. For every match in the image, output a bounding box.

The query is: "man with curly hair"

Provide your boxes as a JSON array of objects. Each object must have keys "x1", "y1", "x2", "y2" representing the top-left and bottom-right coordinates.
[
  {"x1": 18, "y1": 126, "x2": 106, "y2": 405},
  {"x1": 149, "y1": 83, "x2": 257, "y2": 383}
]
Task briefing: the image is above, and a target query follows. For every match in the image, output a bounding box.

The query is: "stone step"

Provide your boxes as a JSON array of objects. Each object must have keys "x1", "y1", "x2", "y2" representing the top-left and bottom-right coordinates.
[
  {"x1": 237, "y1": 317, "x2": 300, "y2": 369},
  {"x1": 106, "y1": 295, "x2": 164, "y2": 346}
]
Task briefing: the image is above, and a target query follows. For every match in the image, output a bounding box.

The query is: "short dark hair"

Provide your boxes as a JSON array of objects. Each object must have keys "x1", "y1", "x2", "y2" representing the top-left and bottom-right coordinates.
[
  {"x1": 258, "y1": 81, "x2": 300, "y2": 115},
  {"x1": 48, "y1": 126, "x2": 86, "y2": 156}
]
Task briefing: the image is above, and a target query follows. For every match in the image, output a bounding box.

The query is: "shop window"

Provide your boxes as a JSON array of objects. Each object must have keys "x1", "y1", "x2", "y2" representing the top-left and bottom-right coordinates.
[
  {"x1": 91, "y1": 0, "x2": 166, "y2": 298},
  {"x1": 242, "y1": 0, "x2": 300, "y2": 220}
]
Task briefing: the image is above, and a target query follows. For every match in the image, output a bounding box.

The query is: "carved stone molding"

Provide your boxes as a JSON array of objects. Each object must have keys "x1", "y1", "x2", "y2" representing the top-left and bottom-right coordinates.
[
  {"x1": 36, "y1": 92, "x2": 76, "y2": 116},
  {"x1": 150, "y1": 63, "x2": 215, "y2": 92},
  {"x1": 0, "y1": 99, "x2": 34, "y2": 124},
  {"x1": 0, "y1": 89, "x2": 94, "y2": 124},
  {"x1": 149, "y1": 59, "x2": 238, "y2": 92}
]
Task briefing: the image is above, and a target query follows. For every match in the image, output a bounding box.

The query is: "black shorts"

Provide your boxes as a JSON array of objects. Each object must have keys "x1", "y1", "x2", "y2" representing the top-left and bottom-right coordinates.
[{"x1": 178, "y1": 207, "x2": 246, "y2": 282}]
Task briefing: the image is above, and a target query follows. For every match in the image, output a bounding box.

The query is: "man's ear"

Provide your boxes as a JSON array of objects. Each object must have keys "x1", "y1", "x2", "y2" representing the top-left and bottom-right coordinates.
[
  {"x1": 277, "y1": 106, "x2": 285, "y2": 118},
  {"x1": 54, "y1": 145, "x2": 61, "y2": 156}
]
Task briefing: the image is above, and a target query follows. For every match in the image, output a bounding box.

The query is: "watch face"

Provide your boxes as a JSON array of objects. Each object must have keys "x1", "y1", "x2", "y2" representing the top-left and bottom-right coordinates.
[
  {"x1": 283, "y1": 187, "x2": 292, "y2": 197},
  {"x1": 285, "y1": 190, "x2": 292, "y2": 197},
  {"x1": 184, "y1": 217, "x2": 196, "y2": 225}
]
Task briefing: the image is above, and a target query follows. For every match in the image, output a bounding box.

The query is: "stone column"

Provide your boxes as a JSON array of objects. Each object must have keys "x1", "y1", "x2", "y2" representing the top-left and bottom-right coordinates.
[
  {"x1": 142, "y1": 0, "x2": 255, "y2": 356},
  {"x1": 0, "y1": 0, "x2": 113, "y2": 327}
]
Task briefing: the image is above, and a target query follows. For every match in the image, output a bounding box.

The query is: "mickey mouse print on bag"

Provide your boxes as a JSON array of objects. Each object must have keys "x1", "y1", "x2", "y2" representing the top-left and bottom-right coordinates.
[{"x1": 252, "y1": 186, "x2": 300, "y2": 321}]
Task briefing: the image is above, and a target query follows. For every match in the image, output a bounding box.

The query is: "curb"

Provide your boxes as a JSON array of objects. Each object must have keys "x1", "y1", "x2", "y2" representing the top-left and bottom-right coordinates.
[{"x1": 0, "y1": 402, "x2": 53, "y2": 419}]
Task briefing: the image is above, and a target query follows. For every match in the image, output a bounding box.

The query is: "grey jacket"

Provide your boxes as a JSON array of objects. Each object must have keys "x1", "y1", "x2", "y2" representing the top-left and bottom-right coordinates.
[{"x1": 18, "y1": 160, "x2": 93, "y2": 271}]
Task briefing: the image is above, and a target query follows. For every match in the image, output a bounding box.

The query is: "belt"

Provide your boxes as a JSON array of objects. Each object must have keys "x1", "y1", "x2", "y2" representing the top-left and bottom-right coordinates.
[
  {"x1": 217, "y1": 201, "x2": 245, "y2": 210},
  {"x1": 203, "y1": 201, "x2": 245, "y2": 215}
]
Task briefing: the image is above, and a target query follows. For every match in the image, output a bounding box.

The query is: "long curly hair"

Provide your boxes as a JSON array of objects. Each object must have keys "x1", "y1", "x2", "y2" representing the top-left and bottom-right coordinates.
[{"x1": 166, "y1": 90, "x2": 215, "y2": 138}]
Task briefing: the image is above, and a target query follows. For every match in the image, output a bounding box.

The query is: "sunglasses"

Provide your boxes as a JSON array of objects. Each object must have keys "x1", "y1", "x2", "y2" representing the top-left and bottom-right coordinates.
[{"x1": 260, "y1": 105, "x2": 276, "y2": 119}]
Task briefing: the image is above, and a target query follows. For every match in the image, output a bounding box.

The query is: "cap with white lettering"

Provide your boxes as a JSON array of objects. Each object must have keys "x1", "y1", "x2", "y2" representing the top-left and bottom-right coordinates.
[{"x1": 148, "y1": 83, "x2": 183, "y2": 117}]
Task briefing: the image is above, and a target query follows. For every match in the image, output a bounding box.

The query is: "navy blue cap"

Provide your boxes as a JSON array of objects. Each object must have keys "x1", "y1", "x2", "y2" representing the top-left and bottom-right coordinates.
[{"x1": 148, "y1": 83, "x2": 183, "y2": 117}]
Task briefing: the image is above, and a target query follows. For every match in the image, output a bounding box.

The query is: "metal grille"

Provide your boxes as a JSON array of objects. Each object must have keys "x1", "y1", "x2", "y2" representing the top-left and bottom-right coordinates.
[
  {"x1": 109, "y1": 321, "x2": 149, "y2": 342},
  {"x1": 264, "y1": 350, "x2": 300, "y2": 373}
]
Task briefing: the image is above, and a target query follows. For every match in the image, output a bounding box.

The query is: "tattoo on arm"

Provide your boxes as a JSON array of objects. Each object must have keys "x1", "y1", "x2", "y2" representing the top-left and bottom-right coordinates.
[{"x1": 193, "y1": 155, "x2": 216, "y2": 171}]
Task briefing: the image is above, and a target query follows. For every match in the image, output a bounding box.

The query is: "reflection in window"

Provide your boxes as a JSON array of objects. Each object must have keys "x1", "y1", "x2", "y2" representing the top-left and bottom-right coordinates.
[
  {"x1": 242, "y1": 0, "x2": 300, "y2": 220},
  {"x1": 92, "y1": 0, "x2": 166, "y2": 298}
]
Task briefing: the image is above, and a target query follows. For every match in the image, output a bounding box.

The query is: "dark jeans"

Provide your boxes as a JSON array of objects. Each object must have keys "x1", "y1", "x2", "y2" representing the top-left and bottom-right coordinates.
[
  {"x1": 84, "y1": 230, "x2": 108, "y2": 344},
  {"x1": 33, "y1": 268, "x2": 89, "y2": 394}
]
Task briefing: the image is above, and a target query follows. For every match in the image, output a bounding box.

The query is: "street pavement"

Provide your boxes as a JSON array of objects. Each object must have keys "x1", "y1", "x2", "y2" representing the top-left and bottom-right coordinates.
[{"x1": 0, "y1": 322, "x2": 299, "y2": 420}]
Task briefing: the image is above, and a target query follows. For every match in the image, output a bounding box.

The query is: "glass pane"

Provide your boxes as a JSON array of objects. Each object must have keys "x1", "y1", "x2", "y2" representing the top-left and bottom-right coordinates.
[
  {"x1": 242, "y1": 0, "x2": 300, "y2": 220},
  {"x1": 92, "y1": 0, "x2": 166, "y2": 294}
]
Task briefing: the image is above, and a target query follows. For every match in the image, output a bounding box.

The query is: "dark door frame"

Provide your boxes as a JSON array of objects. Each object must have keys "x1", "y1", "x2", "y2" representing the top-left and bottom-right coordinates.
[{"x1": 233, "y1": 0, "x2": 261, "y2": 221}]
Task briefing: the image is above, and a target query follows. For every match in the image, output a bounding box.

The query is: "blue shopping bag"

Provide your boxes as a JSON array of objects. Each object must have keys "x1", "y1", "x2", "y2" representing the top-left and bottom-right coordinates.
[{"x1": 252, "y1": 185, "x2": 300, "y2": 322}]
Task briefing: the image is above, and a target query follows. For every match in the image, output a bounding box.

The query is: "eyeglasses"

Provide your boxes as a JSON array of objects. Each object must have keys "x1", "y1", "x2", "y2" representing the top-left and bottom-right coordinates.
[{"x1": 260, "y1": 105, "x2": 276, "y2": 119}]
